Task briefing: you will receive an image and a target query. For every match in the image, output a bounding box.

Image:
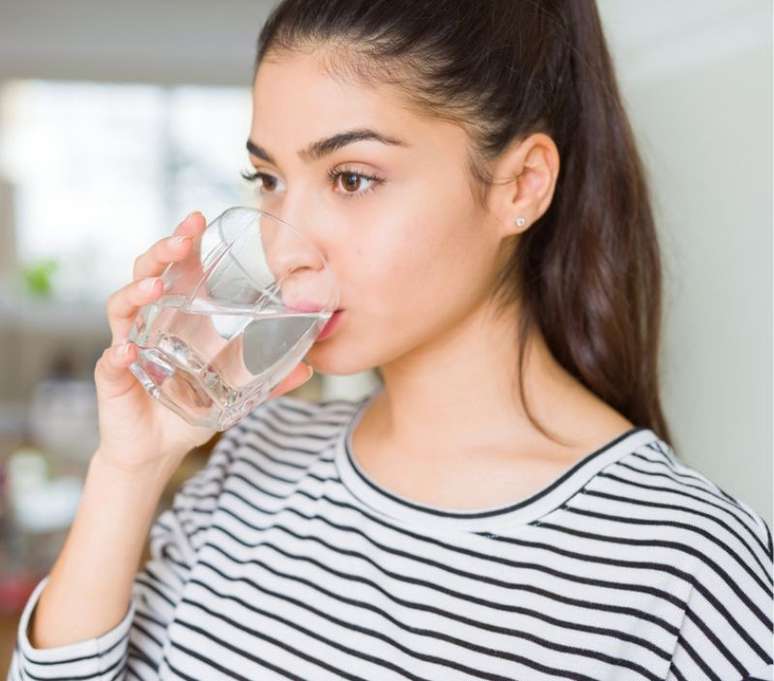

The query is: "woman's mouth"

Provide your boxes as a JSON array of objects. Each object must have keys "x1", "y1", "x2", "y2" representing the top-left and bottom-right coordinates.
[{"x1": 315, "y1": 309, "x2": 344, "y2": 341}]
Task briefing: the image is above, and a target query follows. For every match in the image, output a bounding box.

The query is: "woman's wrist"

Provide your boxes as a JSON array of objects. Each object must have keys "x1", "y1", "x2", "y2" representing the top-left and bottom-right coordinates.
[{"x1": 90, "y1": 446, "x2": 182, "y2": 494}]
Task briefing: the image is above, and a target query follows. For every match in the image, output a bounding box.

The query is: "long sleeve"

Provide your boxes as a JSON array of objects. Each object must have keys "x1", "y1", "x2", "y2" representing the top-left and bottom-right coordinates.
[
  {"x1": 665, "y1": 508, "x2": 774, "y2": 681},
  {"x1": 6, "y1": 435, "x2": 235, "y2": 681}
]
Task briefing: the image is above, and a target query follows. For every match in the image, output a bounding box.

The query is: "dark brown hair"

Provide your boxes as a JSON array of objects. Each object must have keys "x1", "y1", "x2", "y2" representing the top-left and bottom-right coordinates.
[{"x1": 254, "y1": 0, "x2": 674, "y2": 448}]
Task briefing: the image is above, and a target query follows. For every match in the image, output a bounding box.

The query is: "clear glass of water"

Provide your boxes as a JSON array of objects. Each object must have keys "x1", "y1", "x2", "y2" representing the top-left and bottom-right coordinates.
[{"x1": 127, "y1": 206, "x2": 339, "y2": 431}]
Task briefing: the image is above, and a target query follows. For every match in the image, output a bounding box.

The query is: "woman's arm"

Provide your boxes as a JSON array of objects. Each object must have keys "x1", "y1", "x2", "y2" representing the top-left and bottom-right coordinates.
[
  {"x1": 6, "y1": 434, "x2": 236, "y2": 681},
  {"x1": 31, "y1": 451, "x2": 174, "y2": 647}
]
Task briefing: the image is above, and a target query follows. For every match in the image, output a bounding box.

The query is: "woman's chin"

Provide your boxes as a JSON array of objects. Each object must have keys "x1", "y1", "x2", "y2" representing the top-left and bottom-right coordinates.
[{"x1": 305, "y1": 336, "x2": 370, "y2": 376}]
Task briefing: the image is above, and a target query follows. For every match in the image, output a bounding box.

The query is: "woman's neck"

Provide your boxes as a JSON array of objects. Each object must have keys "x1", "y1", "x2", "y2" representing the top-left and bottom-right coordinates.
[{"x1": 351, "y1": 300, "x2": 634, "y2": 508}]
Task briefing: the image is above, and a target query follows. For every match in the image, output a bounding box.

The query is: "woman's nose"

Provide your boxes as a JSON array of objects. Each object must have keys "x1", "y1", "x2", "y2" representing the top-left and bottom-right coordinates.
[
  {"x1": 260, "y1": 193, "x2": 324, "y2": 268},
  {"x1": 259, "y1": 213, "x2": 334, "y2": 311},
  {"x1": 261, "y1": 218, "x2": 317, "y2": 278}
]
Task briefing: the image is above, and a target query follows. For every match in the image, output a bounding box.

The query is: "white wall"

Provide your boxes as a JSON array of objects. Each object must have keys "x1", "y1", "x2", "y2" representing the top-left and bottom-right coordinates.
[
  {"x1": 599, "y1": 0, "x2": 772, "y2": 523},
  {"x1": 0, "y1": 0, "x2": 770, "y2": 521}
]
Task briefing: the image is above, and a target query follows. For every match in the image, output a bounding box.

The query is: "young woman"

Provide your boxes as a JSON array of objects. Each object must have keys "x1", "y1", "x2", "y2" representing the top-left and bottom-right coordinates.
[{"x1": 9, "y1": 1, "x2": 772, "y2": 679}]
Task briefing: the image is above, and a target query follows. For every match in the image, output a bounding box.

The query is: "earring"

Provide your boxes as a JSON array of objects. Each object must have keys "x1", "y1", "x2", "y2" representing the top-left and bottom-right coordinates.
[{"x1": 515, "y1": 216, "x2": 526, "y2": 227}]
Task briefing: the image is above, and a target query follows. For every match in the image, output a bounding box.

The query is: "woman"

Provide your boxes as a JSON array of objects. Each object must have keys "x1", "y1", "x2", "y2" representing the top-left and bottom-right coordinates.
[{"x1": 9, "y1": 1, "x2": 772, "y2": 679}]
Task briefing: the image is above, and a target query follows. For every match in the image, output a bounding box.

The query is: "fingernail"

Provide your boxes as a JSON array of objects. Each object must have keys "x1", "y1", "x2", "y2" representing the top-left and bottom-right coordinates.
[
  {"x1": 305, "y1": 365, "x2": 314, "y2": 380},
  {"x1": 140, "y1": 277, "x2": 158, "y2": 292},
  {"x1": 171, "y1": 235, "x2": 190, "y2": 247},
  {"x1": 115, "y1": 342, "x2": 130, "y2": 358}
]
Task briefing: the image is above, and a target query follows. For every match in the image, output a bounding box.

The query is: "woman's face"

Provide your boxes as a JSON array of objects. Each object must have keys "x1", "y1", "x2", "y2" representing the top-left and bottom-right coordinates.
[{"x1": 248, "y1": 50, "x2": 506, "y2": 375}]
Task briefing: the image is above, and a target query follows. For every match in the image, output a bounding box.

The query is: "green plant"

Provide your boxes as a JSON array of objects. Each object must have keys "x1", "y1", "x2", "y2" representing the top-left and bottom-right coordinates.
[{"x1": 21, "y1": 258, "x2": 59, "y2": 297}]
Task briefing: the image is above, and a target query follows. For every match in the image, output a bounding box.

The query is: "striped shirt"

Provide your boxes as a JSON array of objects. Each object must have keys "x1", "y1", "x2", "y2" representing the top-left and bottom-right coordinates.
[{"x1": 8, "y1": 390, "x2": 774, "y2": 680}]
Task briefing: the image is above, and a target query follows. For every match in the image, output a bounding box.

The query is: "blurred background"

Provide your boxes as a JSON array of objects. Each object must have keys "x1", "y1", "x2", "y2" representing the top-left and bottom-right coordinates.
[{"x1": 0, "y1": 0, "x2": 771, "y2": 669}]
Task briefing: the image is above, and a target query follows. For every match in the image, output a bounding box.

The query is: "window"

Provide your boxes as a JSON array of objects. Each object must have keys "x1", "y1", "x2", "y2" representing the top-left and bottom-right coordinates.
[{"x1": 0, "y1": 80, "x2": 254, "y2": 303}]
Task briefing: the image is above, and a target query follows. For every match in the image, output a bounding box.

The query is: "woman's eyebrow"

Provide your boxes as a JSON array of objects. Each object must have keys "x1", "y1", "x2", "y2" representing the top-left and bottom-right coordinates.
[{"x1": 245, "y1": 128, "x2": 408, "y2": 164}]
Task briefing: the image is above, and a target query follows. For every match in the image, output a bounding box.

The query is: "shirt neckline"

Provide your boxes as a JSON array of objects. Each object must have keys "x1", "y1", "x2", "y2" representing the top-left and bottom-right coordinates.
[{"x1": 333, "y1": 388, "x2": 660, "y2": 534}]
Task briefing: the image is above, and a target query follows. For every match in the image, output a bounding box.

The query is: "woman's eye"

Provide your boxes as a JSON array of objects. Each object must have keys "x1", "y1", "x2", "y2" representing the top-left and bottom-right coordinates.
[
  {"x1": 337, "y1": 171, "x2": 368, "y2": 193},
  {"x1": 240, "y1": 167, "x2": 383, "y2": 199},
  {"x1": 329, "y1": 169, "x2": 384, "y2": 198},
  {"x1": 240, "y1": 169, "x2": 281, "y2": 193}
]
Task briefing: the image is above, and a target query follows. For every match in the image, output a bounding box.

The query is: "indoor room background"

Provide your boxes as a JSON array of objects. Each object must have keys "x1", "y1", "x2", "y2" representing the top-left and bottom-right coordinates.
[{"x1": 0, "y1": 1, "x2": 770, "y2": 664}]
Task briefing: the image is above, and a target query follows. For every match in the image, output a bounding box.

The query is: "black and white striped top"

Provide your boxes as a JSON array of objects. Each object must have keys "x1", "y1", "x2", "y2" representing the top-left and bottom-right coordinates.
[{"x1": 8, "y1": 390, "x2": 774, "y2": 680}]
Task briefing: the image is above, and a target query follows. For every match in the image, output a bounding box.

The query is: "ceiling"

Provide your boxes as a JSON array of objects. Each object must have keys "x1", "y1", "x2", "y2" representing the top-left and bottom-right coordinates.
[{"x1": 0, "y1": 1, "x2": 768, "y2": 87}]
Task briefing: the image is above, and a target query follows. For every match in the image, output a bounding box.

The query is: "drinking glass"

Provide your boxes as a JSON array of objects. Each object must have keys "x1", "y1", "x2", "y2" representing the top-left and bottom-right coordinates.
[{"x1": 127, "y1": 206, "x2": 338, "y2": 431}]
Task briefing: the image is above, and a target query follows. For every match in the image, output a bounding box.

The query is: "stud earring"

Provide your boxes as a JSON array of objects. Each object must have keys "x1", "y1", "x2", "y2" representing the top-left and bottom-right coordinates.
[{"x1": 515, "y1": 216, "x2": 526, "y2": 227}]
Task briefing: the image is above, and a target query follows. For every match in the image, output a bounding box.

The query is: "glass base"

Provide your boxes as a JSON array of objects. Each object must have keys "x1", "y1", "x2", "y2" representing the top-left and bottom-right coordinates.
[{"x1": 129, "y1": 346, "x2": 269, "y2": 431}]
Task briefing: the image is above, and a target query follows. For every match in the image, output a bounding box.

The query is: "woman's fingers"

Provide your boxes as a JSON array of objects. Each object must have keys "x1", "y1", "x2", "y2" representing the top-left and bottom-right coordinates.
[
  {"x1": 102, "y1": 210, "x2": 312, "y2": 408},
  {"x1": 268, "y1": 363, "x2": 315, "y2": 400},
  {"x1": 93, "y1": 342, "x2": 139, "y2": 401},
  {"x1": 105, "y1": 276, "x2": 166, "y2": 346},
  {"x1": 103, "y1": 211, "x2": 206, "y2": 347},
  {"x1": 132, "y1": 212, "x2": 206, "y2": 281}
]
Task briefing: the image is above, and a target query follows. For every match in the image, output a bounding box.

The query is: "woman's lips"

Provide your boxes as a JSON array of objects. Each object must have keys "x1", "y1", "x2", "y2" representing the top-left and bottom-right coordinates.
[
  {"x1": 315, "y1": 309, "x2": 344, "y2": 341},
  {"x1": 285, "y1": 301, "x2": 344, "y2": 341}
]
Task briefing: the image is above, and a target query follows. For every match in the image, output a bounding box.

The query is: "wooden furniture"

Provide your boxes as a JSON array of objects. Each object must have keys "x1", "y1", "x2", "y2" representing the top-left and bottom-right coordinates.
[{"x1": 0, "y1": 613, "x2": 17, "y2": 678}]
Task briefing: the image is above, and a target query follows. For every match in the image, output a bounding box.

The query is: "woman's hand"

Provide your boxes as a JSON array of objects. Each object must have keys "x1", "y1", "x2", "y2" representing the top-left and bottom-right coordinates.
[{"x1": 92, "y1": 211, "x2": 315, "y2": 477}]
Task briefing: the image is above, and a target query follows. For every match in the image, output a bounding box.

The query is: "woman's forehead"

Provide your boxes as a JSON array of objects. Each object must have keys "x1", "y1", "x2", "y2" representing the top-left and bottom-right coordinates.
[{"x1": 249, "y1": 51, "x2": 471, "y2": 168}]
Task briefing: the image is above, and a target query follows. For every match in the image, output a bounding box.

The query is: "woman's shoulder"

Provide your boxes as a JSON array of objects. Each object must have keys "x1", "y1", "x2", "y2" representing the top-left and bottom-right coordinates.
[
  {"x1": 205, "y1": 392, "x2": 365, "y2": 473},
  {"x1": 171, "y1": 394, "x2": 366, "y2": 535},
  {"x1": 154, "y1": 394, "x2": 365, "y2": 559},
  {"x1": 618, "y1": 439, "x2": 768, "y2": 525},
  {"x1": 602, "y1": 439, "x2": 773, "y2": 677},
  {"x1": 244, "y1": 392, "x2": 366, "y2": 435},
  {"x1": 598, "y1": 437, "x2": 772, "y2": 570}
]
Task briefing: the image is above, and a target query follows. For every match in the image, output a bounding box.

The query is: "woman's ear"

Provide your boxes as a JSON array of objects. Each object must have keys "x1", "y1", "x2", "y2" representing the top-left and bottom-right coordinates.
[{"x1": 487, "y1": 132, "x2": 561, "y2": 238}]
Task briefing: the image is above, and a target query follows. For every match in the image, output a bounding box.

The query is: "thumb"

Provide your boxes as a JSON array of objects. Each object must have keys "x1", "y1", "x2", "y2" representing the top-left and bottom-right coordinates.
[
  {"x1": 95, "y1": 341, "x2": 141, "y2": 401},
  {"x1": 269, "y1": 363, "x2": 314, "y2": 400}
]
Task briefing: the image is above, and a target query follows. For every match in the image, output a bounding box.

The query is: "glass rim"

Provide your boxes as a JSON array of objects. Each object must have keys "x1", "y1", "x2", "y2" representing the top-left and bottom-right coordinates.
[
  {"x1": 215, "y1": 205, "x2": 331, "y2": 270},
  {"x1": 211, "y1": 205, "x2": 339, "y2": 312}
]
